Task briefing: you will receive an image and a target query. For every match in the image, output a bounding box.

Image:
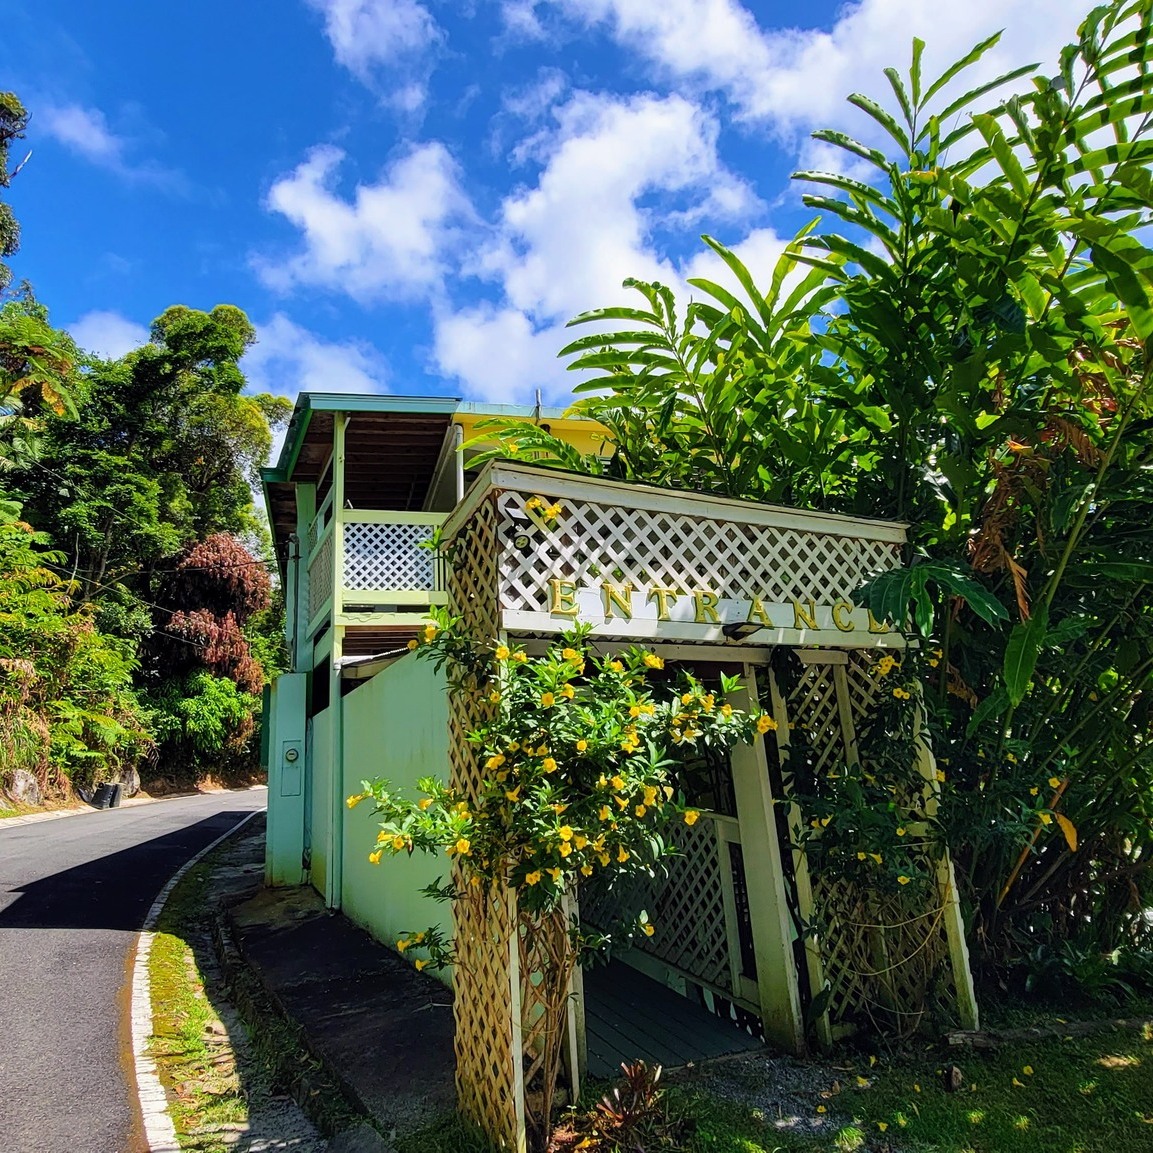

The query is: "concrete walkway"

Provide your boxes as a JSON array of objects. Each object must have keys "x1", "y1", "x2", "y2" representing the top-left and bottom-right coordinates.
[{"x1": 225, "y1": 884, "x2": 457, "y2": 1143}]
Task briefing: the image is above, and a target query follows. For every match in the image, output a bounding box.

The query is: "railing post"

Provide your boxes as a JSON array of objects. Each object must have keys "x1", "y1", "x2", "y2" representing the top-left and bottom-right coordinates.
[
  {"x1": 327, "y1": 415, "x2": 348, "y2": 910},
  {"x1": 292, "y1": 484, "x2": 315, "y2": 672}
]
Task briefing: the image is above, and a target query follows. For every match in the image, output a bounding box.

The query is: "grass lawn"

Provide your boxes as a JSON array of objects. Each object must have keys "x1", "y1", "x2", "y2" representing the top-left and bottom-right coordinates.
[{"x1": 399, "y1": 1022, "x2": 1153, "y2": 1153}]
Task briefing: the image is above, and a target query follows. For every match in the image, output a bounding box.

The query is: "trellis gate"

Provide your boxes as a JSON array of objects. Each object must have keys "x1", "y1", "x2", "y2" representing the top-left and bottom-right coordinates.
[{"x1": 439, "y1": 463, "x2": 978, "y2": 1151}]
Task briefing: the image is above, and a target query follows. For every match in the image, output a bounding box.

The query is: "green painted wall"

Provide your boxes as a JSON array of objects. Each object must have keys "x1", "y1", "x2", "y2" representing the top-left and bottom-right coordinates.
[
  {"x1": 309, "y1": 705, "x2": 333, "y2": 897},
  {"x1": 265, "y1": 673, "x2": 308, "y2": 887},
  {"x1": 341, "y1": 654, "x2": 453, "y2": 986}
]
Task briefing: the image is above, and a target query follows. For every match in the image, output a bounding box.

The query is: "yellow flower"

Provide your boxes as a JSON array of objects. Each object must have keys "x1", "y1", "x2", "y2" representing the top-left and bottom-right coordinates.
[
  {"x1": 816, "y1": 1105, "x2": 827, "y2": 1114},
  {"x1": 560, "y1": 684, "x2": 575, "y2": 700},
  {"x1": 629, "y1": 704, "x2": 643, "y2": 718},
  {"x1": 423, "y1": 624, "x2": 438, "y2": 642},
  {"x1": 546, "y1": 867, "x2": 562, "y2": 882},
  {"x1": 681, "y1": 692, "x2": 694, "y2": 705},
  {"x1": 1023, "y1": 1065, "x2": 1034, "y2": 1076},
  {"x1": 642, "y1": 923, "x2": 655, "y2": 937},
  {"x1": 870, "y1": 853, "x2": 883, "y2": 864},
  {"x1": 614, "y1": 795, "x2": 628, "y2": 809},
  {"x1": 346, "y1": 792, "x2": 367, "y2": 809},
  {"x1": 1030, "y1": 786, "x2": 1039, "y2": 796},
  {"x1": 541, "y1": 692, "x2": 555, "y2": 708},
  {"x1": 558, "y1": 842, "x2": 572, "y2": 857},
  {"x1": 635, "y1": 805, "x2": 647, "y2": 818},
  {"x1": 486, "y1": 754, "x2": 506, "y2": 770},
  {"x1": 1048, "y1": 776, "x2": 1061, "y2": 789},
  {"x1": 611, "y1": 775, "x2": 625, "y2": 790},
  {"x1": 608, "y1": 660, "x2": 624, "y2": 672},
  {"x1": 407, "y1": 639, "x2": 419, "y2": 651},
  {"x1": 576, "y1": 739, "x2": 588, "y2": 752},
  {"x1": 898, "y1": 875, "x2": 911, "y2": 885},
  {"x1": 488, "y1": 689, "x2": 502, "y2": 703},
  {"x1": 642, "y1": 653, "x2": 664, "y2": 669},
  {"x1": 495, "y1": 645, "x2": 510, "y2": 661},
  {"x1": 512, "y1": 650, "x2": 528, "y2": 663},
  {"x1": 620, "y1": 735, "x2": 640, "y2": 753},
  {"x1": 643, "y1": 786, "x2": 658, "y2": 807},
  {"x1": 397, "y1": 938, "x2": 409, "y2": 952},
  {"x1": 551, "y1": 803, "x2": 567, "y2": 814},
  {"x1": 525, "y1": 496, "x2": 543, "y2": 510},
  {"x1": 526, "y1": 870, "x2": 542, "y2": 885},
  {"x1": 574, "y1": 834, "x2": 588, "y2": 849},
  {"x1": 545, "y1": 503, "x2": 563, "y2": 519},
  {"x1": 684, "y1": 810, "x2": 700, "y2": 826},
  {"x1": 376, "y1": 831, "x2": 388, "y2": 843},
  {"x1": 455, "y1": 838, "x2": 471, "y2": 855},
  {"x1": 597, "y1": 852, "x2": 610, "y2": 867},
  {"x1": 896, "y1": 827, "x2": 906, "y2": 836},
  {"x1": 720, "y1": 703, "x2": 732, "y2": 717},
  {"x1": 1039, "y1": 812, "x2": 1052, "y2": 825},
  {"x1": 756, "y1": 714, "x2": 777, "y2": 734},
  {"x1": 558, "y1": 825, "x2": 574, "y2": 841},
  {"x1": 535, "y1": 745, "x2": 549, "y2": 756},
  {"x1": 393, "y1": 835, "x2": 408, "y2": 850},
  {"x1": 562, "y1": 647, "x2": 580, "y2": 662},
  {"x1": 857, "y1": 851, "x2": 868, "y2": 861},
  {"x1": 928, "y1": 658, "x2": 939, "y2": 668},
  {"x1": 504, "y1": 787, "x2": 521, "y2": 802},
  {"x1": 369, "y1": 849, "x2": 383, "y2": 864},
  {"x1": 701, "y1": 695, "x2": 715, "y2": 713},
  {"x1": 877, "y1": 1121, "x2": 888, "y2": 1132},
  {"x1": 542, "y1": 756, "x2": 558, "y2": 773},
  {"x1": 599, "y1": 806, "x2": 611, "y2": 821},
  {"x1": 617, "y1": 846, "x2": 630, "y2": 862},
  {"x1": 415, "y1": 959, "x2": 428, "y2": 971},
  {"x1": 936, "y1": 770, "x2": 946, "y2": 783},
  {"x1": 418, "y1": 797, "x2": 433, "y2": 810},
  {"x1": 581, "y1": 864, "x2": 593, "y2": 877}
]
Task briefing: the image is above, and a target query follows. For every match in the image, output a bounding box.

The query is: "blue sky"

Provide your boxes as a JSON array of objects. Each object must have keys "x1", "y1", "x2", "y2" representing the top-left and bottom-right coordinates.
[{"x1": 2, "y1": 0, "x2": 1094, "y2": 409}]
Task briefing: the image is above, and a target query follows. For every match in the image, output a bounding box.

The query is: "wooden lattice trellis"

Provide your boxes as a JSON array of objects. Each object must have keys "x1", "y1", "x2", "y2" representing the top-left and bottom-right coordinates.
[
  {"x1": 783, "y1": 653, "x2": 963, "y2": 1035},
  {"x1": 444, "y1": 497, "x2": 526, "y2": 1150},
  {"x1": 494, "y1": 488, "x2": 901, "y2": 626},
  {"x1": 438, "y1": 466, "x2": 975, "y2": 1151},
  {"x1": 308, "y1": 531, "x2": 334, "y2": 625},
  {"x1": 342, "y1": 520, "x2": 433, "y2": 591},
  {"x1": 580, "y1": 815, "x2": 743, "y2": 1003}
]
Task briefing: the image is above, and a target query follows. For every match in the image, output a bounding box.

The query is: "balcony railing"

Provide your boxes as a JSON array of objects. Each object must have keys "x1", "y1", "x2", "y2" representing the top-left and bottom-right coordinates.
[{"x1": 306, "y1": 509, "x2": 447, "y2": 638}]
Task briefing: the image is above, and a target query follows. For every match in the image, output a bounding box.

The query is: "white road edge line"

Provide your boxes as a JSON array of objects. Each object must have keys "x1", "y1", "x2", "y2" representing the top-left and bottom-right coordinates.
[{"x1": 130, "y1": 807, "x2": 265, "y2": 1153}]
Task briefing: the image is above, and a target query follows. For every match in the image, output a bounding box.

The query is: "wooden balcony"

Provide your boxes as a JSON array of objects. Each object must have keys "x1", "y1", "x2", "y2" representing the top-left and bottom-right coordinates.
[{"x1": 305, "y1": 508, "x2": 448, "y2": 641}]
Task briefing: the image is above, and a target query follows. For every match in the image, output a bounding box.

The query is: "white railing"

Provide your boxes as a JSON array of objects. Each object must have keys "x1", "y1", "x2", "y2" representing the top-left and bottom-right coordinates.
[{"x1": 342, "y1": 513, "x2": 442, "y2": 595}]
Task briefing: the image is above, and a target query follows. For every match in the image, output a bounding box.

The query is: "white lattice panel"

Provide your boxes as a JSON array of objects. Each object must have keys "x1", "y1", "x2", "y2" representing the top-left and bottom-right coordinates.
[
  {"x1": 342, "y1": 520, "x2": 434, "y2": 592},
  {"x1": 308, "y1": 532, "x2": 334, "y2": 624},
  {"x1": 493, "y1": 488, "x2": 901, "y2": 635},
  {"x1": 581, "y1": 816, "x2": 736, "y2": 997}
]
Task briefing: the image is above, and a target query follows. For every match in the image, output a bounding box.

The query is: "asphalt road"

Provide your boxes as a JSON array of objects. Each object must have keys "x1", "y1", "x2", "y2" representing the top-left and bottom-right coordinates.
[{"x1": 0, "y1": 789, "x2": 267, "y2": 1153}]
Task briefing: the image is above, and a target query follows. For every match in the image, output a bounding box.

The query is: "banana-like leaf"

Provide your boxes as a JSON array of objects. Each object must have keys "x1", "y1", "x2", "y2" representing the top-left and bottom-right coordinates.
[{"x1": 1003, "y1": 603, "x2": 1050, "y2": 708}]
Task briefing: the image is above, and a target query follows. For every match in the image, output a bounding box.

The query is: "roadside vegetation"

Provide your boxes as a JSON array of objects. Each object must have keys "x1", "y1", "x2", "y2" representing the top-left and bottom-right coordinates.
[{"x1": 0, "y1": 94, "x2": 285, "y2": 809}]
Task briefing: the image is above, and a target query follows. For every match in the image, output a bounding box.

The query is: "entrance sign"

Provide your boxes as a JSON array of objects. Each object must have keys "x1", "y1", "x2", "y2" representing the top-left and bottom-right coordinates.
[{"x1": 467, "y1": 466, "x2": 907, "y2": 648}]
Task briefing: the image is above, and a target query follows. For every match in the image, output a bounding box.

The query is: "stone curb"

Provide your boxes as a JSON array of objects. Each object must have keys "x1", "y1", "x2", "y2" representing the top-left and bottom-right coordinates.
[{"x1": 130, "y1": 808, "x2": 265, "y2": 1153}]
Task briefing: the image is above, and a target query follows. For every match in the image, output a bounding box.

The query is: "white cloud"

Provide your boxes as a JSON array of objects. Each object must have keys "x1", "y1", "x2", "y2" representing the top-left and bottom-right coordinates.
[
  {"x1": 243, "y1": 313, "x2": 389, "y2": 399},
  {"x1": 304, "y1": 0, "x2": 442, "y2": 103},
  {"x1": 38, "y1": 103, "x2": 183, "y2": 188},
  {"x1": 529, "y1": 0, "x2": 1094, "y2": 142},
  {"x1": 428, "y1": 90, "x2": 760, "y2": 402},
  {"x1": 68, "y1": 310, "x2": 149, "y2": 360},
  {"x1": 255, "y1": 141, "x2": 473, "y2": 301}
]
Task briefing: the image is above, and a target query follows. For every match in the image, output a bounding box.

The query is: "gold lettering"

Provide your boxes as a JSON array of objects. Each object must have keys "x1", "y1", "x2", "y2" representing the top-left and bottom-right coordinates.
[
  {"x1": 792, "y1": 599, "x2": 819, "y2": 631},
  {"x1": 867, "y1": 608, "x2": 891, "y2": 634},
  {"x1": 831, "y1": 600, "x2": 856, "y2": 632},
  {"x1": 746, "y1": 597, "x2": 773, "y2": 627},
  {"x1": 601, "y1": 581, "x2": 634, "y2": 621},
  {"x1": 693, "y1": 589, "x2": 721, "y2": 624},
  {"x1": 647, "y1": 586, "x2": 680, "y2": 621},
  {"x1": 549, "y1": 578, "x2": 579, "y2": 617}
]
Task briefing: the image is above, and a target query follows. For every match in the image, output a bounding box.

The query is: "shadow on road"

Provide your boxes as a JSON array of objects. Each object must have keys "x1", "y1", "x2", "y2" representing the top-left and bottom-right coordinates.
[{"x1": 0, "y1": 811, "x2": 254, "y2": 931}]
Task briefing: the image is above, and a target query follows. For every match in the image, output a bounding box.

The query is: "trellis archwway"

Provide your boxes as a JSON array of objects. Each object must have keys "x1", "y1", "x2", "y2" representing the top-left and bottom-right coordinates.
[{"x1": 439, "y1": 462, "x2": 978, "y2": 1153}]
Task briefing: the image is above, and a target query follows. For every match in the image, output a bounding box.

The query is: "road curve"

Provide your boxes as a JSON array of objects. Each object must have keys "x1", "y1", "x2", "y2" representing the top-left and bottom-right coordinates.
[{"x1": 0, "y1": 789, "x2": 267, "y2": 1153}]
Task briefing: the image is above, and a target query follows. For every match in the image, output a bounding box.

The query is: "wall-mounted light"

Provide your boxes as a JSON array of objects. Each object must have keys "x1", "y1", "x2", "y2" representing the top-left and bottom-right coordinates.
[{"x1": 722, "y1": 620, "x2": 763, "y2": 641}]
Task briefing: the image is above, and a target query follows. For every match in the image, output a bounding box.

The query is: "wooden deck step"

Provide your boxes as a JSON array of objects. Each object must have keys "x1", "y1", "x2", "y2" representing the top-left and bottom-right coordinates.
[{"x1": 582, "y1": 959, "x2": 763, "y2": 1080}]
